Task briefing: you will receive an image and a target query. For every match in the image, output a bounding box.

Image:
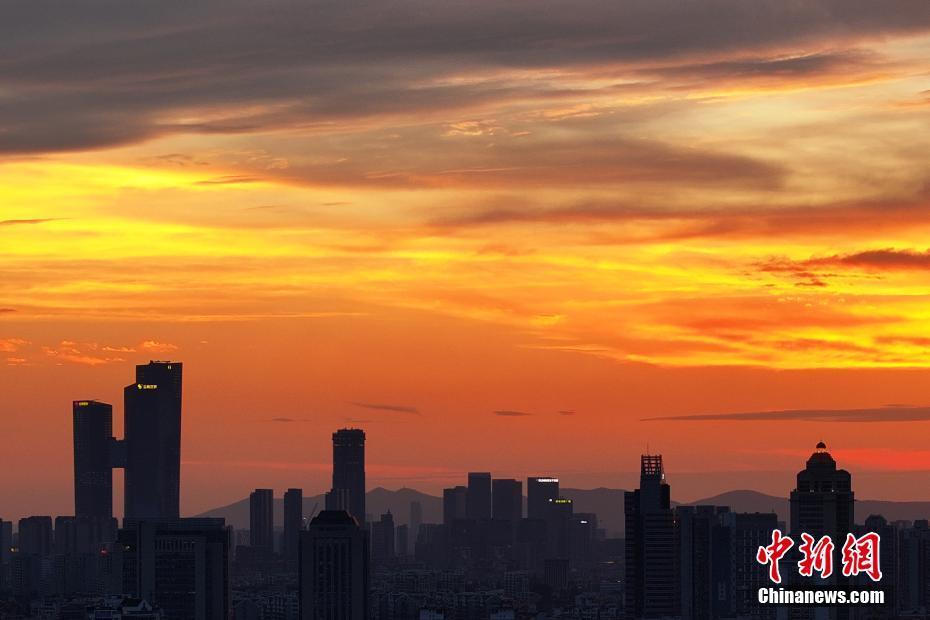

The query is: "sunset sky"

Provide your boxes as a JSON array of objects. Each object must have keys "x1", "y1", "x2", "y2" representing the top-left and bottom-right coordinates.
[{"x1": 3, "y1": 0, "x2": 930, "y2": 520}]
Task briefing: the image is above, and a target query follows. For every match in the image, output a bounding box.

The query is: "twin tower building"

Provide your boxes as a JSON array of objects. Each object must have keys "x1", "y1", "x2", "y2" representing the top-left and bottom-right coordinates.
[{"x1": 73, "y1": 361, "x2": 182, "y2": 523}]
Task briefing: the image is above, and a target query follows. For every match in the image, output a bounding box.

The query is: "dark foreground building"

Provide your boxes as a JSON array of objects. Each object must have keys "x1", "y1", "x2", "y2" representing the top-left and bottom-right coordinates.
[
  {"x1": 527, "y1": 477, "x2": 559, "y2": 520},
  {"x1": 119, "y1": 518, "x2": 230, "y2": 620},
  {"x1": 466, "y1": 472, "x2": 492, "y2": 520},
  {"x1": 299, "y1": 510, "x2": 369, "y2": 620},
  {"x1": 492, "y1": 478, "x2": 522, "y2": 522},
  {"x1": 284, "y1": 488, "x2": 304, "y2": 566},
  {"x1": 249, "y1": 489, "x2": 275, "y2": 553}
]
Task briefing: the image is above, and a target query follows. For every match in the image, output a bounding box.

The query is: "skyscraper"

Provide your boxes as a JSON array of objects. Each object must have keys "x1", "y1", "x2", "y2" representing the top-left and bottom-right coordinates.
[
  {"x1": 73, "y1": 400, "x2": 114, "y2": 520},
  {"x1": 0, "y1": 519, "x2": 11, "y2": 567},
  {"x1": 17, "y1": 516, "x2": 53, "y2": 557},
  {"x1": 54, "y1": 515, "x2": 115, "y2": 596},
  {"x1": 396, "y1": 524, "x2": 409, "y2": 557},
  {"x1": 547, "y1": 497, "x2": 574, "y2": 559},
  {"x1": 299, "y1": 510, "x2": 369, "y2": 620},
  {"x1": 677, "y1": 505, "x2": 733, "y2": 620},
  {"x1": 527, "y1": 477, "x2": 559, "y2": 520},
  {"x1": 54, "y1": 515, "x2": 115, "y2": 555},
  {"x1": 120, "y1": 518, "x2": 230, "y2": 620},
  {"x1": 325, "y1": 487, "x2": 350, "y2": 512},
  {"x1": 284, "y1": 488, "x2": 303, "y2": 566},
  {"x1": 332, "y1": 429, "x2": 366, "y2": 526},
  {"x1": 16, "y1": 516, "x2": 53, "y2": 597},
  {"x1": 790, "y1": 441, "x2": 854, "y2": 540},
  {"x1": 371, "y1": 511, "x2": 396, "y2": 560},
  {"x1": 862, "y1": 514, "x2": 897, "y2": 616},
  {"x1": 123, "y1": 361, "x2": 183, "y2": 520},
  {"x1": 409, "y1": 501, "x2": 422, "y2": 553},
  {"x1": 725, "y1": 511, "x2": 778, "y2": 620},
  {"x1": 466, "y1": 472, "x2": 492, "y2": 520},
  {"x1": 898, "y1": 520, "x2": 930, "y2": 614},
  {"x1": 492, "y1": 479, "x2": 522, "y2": 522},
  {"x1": 250, "y1": 489, "x2": 275, "y2": 552},
  {"x1": 788, "y1": 442, "x2": 854, "y2": 620},
  {"x1": 625, "y1": 454, "x2": 678, "y2": 619},
  {"x1": 442, "y1": 486, "x2": 467, "y2": 526}
]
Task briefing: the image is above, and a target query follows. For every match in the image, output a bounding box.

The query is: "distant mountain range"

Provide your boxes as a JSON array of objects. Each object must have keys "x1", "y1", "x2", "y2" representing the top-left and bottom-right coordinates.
[
  {"x1": 198, "y1": 488, "x2": 930, "y2": 537},
  {"x1": 198, "y1": 487, "x2": 443, "y2": 532}
]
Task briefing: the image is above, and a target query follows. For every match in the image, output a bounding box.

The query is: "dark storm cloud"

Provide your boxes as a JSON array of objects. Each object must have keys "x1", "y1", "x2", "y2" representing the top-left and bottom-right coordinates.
[
  {"x1": 643, "y1": 406, "x2": 930, "y2": 422},
  {"x1": 351, "y1": 402, "x2": 420, "y2": 414},
  {"x1": 2, "y1": 0, "x2": 930, "y2": 154}
]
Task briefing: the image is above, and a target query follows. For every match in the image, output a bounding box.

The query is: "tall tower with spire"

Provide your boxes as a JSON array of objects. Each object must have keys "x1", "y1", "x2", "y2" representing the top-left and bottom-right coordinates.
[{"x1": 624, "y1": 454, "x2": 678, "y2": 619}]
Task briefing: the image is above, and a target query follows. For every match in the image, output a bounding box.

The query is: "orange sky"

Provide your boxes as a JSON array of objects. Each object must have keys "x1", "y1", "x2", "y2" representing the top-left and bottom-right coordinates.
[{"x1": 3, "y1": 0, "x2": 930, "y2": 520}]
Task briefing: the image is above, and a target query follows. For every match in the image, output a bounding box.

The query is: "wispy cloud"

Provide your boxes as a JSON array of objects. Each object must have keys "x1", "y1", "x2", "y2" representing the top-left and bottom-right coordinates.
[
  {"x1": 643, "y1": 406, "x2": 930, "y2": 423},
  {"x1": 494, "y1": 410, "x2": 533, "y2": 417},
  {"x1": 760, "y1": 248, "x2": 930, "y2": 280},
  {"x1": 43, "y1": 345, "x2": 126, "y2": 366},
  {"x1": 140, "y1": 340, "x2": 179, "y2": 354},
  {"x1": 815, "y1": 248, "x2": 930, "y2": 270},
  {"x1": 0, "y1": 338, "x2": 29, "y2": 353},
  {"x1": 39, "y1": 340, "x2": 145, "y2": 366},
  {"x1": 0, "y1": 218, "x2": 60, "y2": 226},
  {"x1": 195, "y1": 175, "x2": 262, "y2": 186},
  {"x1": 351, "y1": 402, "x2": 420, "y2": 414}
]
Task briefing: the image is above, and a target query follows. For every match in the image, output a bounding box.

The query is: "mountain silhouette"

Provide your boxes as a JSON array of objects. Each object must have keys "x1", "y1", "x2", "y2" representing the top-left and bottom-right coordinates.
[
  {"x1": 686, "y1": 490, "x2": 788, "y2": 523},
  {"x1": 197, "y1": 487, "x2": 442, "y2": 530},
  {"x1": 686, "y1": 489, "x2": 930, "y2": 529}
]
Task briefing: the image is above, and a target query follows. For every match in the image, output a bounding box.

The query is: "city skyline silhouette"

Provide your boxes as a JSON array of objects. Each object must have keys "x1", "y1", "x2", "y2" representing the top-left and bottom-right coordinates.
[
  {"x1": 2, "y1": 357, "x2": 924, "y2": 618},
  {"x1": 1, "y1": 362, "x2": 930, "y2": 518}
]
